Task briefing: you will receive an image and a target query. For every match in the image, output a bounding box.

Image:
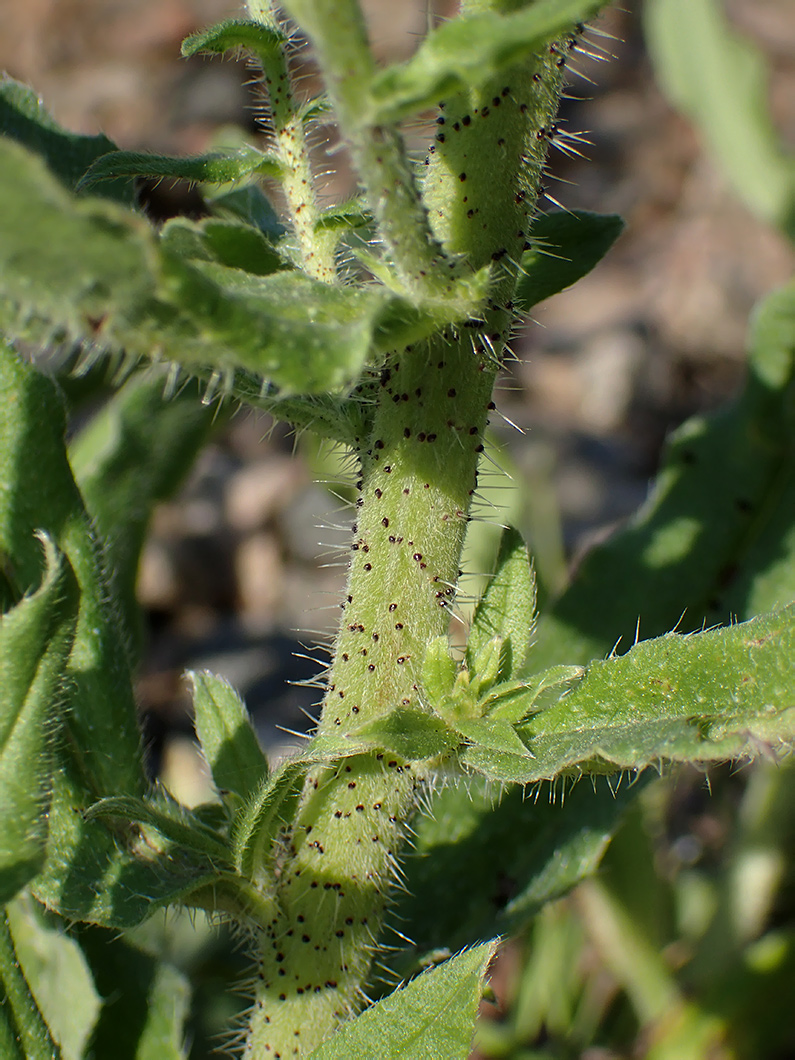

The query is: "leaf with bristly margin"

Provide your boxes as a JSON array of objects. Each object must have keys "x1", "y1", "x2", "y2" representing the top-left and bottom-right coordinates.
[
  {"x1": 232, "y1": 760, "x2": 307, "y2": 881},
  {"x1": 84, "y1": 794, "x2": 233, "y2": 867},
  {"x1": 457, "y1": 716, "x2": 536, "y2": 784},
  {"x1": 351, "y1": 708, "x2": 460, "y2": 761},
  {"x1": 159, "y1": 217, "x2": 286, "y2": 276},
  {"x1": 521, "y1": 605, "x2": 795, "y2": 783},
  {"x1": 190, "y1": 671, "x2": 269, "y2": 802},
  {"x1": 0, "y1": 538, "x2": 77, "y2": 905},
  {"x1": 532, "y1": 280, "x2": 795, "y2": 669},
  {"x1": 392, "y1": 775, "x2": 641, "y2": 981},
  {"x1": 644, "y1": 0, "x2": 795, "y2": 241},
  {"x1": 0, "y1": 75, "x2": 132, "y2": 203},
  {"x1": 32, "y1": 755, "x2": 229, "y2": 929},
  {"x1": 0, "y1": 138, "x2": 156, "y2": 349},
  {"x1": 467, "y1": 527, "x2": 536, "y2": 681},
  {"x1": 515, "y1": 211, "x2": 625, "y2": 309},
  {"x1": 309, "y1": 940, "x2": 498, "y2": 1060},
  {"x1": 315, "y1": 196, "x2": 372, "y2": 233},
  {"x1": 0, "y1": 343, "x2": 144, "y2": 798},
  {"x1": 181, "y1": 18, "x2": 286, "y2": 61},
  {"x1": 78, "y1": 146, "x2": 281, "y2": 193},
  {"x1": 485, "y1": 665, "x2": 585, "y2": 723},
  {"x1": 0, "y1": 141, "x2": 481, "y2": 396},
  {"x1": 78, "y1": 927, "x2": 189, "y2": 1060},
  {"x1": 366, "y1": 0, "x2": 603, "y2": 124},
  {"x1": 68, "y1": 371, "x2": 215, "y2": 660},
  {"x1": 7, "y1": 893, "x2": 100, "y2": 1060}
]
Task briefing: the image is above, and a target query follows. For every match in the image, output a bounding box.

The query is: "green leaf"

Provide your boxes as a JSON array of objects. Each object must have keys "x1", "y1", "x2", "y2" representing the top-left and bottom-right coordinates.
[
  {"x1": 457, "y1": 716, "x2": 536, "y2": 784},
  {"x1": 523, "y1": 606, "x2": 795, "y2": 782},
  {"x1": 0, "y1": 537, "x2": 77, "y2": 904},
  {"x1": 533, "y1": 280, "x2": 795, "y2": 667},
  {"x1": 469, "y1": 636, "x2": 510, "y2": 699},
  {"x1": 421, "y1": 636, "x2": 457, "y2": 706},
  {"x1": 310, "y1": 940, "x2": 498, "y2": 1060},
  {"x1": 0, "y1": 75, "x2": 132, "y2": 204},
  {"x1": 159, "y1": 216, "x2": 286, "y2": 276},
  {"x1": 232, "y1": 761, "x2": 307, "y2": 881},
  {"x1": 0, "y1": 912, "x2": 60, "y2": 1060},
  {"x1": 515, "y1": 210, "x2": 625, "y2": 308},
  {"x1": 351, "y1": 708, "x2": 460, "y2": 760},
  {"x1": 0, "y1": 342, "x2": 144, "y2": 798},
  {"x1": 32, "y1": 757, "x2": 222, "y2": 928},
  {"x1": 189, "y1": 671, "x2": 269, "y2": 802},
  {"x1": 366, "y1": 0, "x2": 604, "y2": 124},
  {"x1": 485, "y1": 665, "x2": 585, "y2": 723},
  {"x1": 84, "y1": 794, "x2": 233, "y2": 867},
  {"x1": 68, "y1": 371, "x2": 216, "y2": 658},
  {"x1": 644, "y1": 0, "x2": 795, "y2": 241},
  {"x1": 78, "y1": 927, "x2": 189, "y2": 1060},
  {"x1": 467, "y1": 526, "x2": 536, "y2": 679},
  {"x1": 207, "y1": 184, "x2": 285, "y2": 238},
  {"x1": 181, "y1": 18, "x2": 286, "y2": 62},
  {"x1": 6, "y1": 894, "x2": 100, "y2": 1060},
  {"x1": 0, "y1": 138, "x2": 155, "y2": 349},
  {"x1": 78, "y1": 146, "x2": 281, "y2": 192},
  {"x1": 394, "y1": 775, "x2": 640, "y2": 973}
]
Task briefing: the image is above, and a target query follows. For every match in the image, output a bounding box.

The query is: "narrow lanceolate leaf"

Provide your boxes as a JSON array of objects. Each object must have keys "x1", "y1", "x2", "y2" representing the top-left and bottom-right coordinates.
[
  {"x1": 159, "y1": 217, "x2": 287, "y2": 276},
  {"x1": 366, "y1": 0, "x2": 605, "y2": 124},
  {"x1": 533, "y1": 280, "x2": 795, "y2": 668},
  {"x1": 181, "y1": 18, "x2": 286, "y2": 63},
  {"x1": 515, "y1": 211, "x2": 625, "y2": 309},
  {"x1": 232, "y1": 761, "x2": 308, "y2": 882},
  {"x1": 457, "y1": 716, "x2": 536, "y2": 785},
  {"x1": 189, "y1": 671, "x2": 269, "y2": 802},
  {"x1": 0, "y1": 343, "x2": 144, "y2": 798},
  {"x1": 644, "y1": 0, "x2": 795, "y2": 240},
  {"x1": 309, "y1": 941, "x2": 498, "y2": 1060},
  {"x1": 84, "y1": 794, "x2": 233, "y2": 867},
  {"x1": 78, "y1": 146, "x2": 281, "y2": 192},
  {"x1": 522, "y1": 606, "x2": 795, "y2": 782},
  {"x1": 0, "y1": 75, "x2": 132, "y2": 203},
  {"x1": 0, "y1": 913, "x2": 60, "y2": 1060},
  {"x1": 467, "y1": 527, "x2": 536, "y2": 681},
  {"x1": 0, "y1": 538, "x2": 77, "y2": 904},
  {"x1": 69, "y1": 372, "x2": 216, "y2": 659},
  {"x1": 32, "y1": 756, "x2": 224, "y2": 929},
  {"x1": 394, "y1": 775, "x2": 640, "y2": 974},
  {"x1": 351, "y1": 708, "x2": 460, "y2": 760}
]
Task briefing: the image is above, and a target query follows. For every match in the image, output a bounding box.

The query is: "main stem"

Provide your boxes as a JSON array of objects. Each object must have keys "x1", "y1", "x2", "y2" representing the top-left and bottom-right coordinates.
[{"x1": 243, "y1": 4, "x2": 572, "y2": 1054}]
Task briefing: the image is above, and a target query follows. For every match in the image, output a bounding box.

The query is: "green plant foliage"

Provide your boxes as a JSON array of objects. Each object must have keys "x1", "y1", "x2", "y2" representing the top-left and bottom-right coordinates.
[
  {"x1": 180, "y1": 18, "x2": 287, "y2": 63},
  {"x1": 515, "y1": 210, "x2": 625, "y2": 308},
  {"x1": 78, "y1": 145, "x2": 281, "y2": 192},
  {"x1": 533, "y1": 280, "x2": 795, "y2": 667},
  {"x1": 395, "y1": 775, "x2": 640, "y2": 969},
  {"x1": 0, "y1": 912, "x2": 60, "y2": 1060},
  {"x1": 190, "y1": 671, "x2": 269, "y2": 803},
  {"x1": 68, "y1": 372, "x2": 217, "y2": 656},
  {"x1": 523, "y1": 605, "x2": 795, "y2": 780},
  {"x1": 77, "y1": 927, "x2": 190, "y2": 1060},
  {"x1": 367, "y1": 0, "x2": 604, "y2": 124},
  {"x1": 0, "y1": 539, "x2": 76, "y2": 904},
  {"x1": 6, "y1": 894, "x2": 100, "y2": 1060},
  {"x1": 309, "y1": 940, "x2": 498, "y2": 1059},
  {"x1": 644, "y1": 0, "x2": 795, "y2": 241},
  {"x1": 0, "y1": 76, "x2": 132, "y2": 204}
]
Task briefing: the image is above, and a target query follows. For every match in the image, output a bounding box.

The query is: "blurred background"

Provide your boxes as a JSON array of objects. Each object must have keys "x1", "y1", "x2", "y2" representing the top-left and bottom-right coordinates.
[{"x1": 2, "y1": 2, "x2": 794, "y2": 1056}]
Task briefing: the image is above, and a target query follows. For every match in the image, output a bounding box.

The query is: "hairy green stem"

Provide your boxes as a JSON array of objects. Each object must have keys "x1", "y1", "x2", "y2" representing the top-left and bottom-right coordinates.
[
  {"x1": 0, "y1": 914, "x2": 59, "y2": 1060},
  {"x1": 246, "y1": 0, "x2": 337, "y2": 282},
  {"x1": 282, "y1": 0, "x2": 459, "y2": 300},
  {"x1": 242, "y1": 10, "x2": 576, "y2": 1057}
]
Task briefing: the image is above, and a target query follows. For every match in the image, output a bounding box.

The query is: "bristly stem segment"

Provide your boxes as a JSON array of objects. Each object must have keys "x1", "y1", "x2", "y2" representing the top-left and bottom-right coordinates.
[
  {"x1": 246, "y1": 0, "x2": 337, "y2": 282},
  {"x1": 242, "y1": 4, "x2": 577, "y2": 1055}
]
